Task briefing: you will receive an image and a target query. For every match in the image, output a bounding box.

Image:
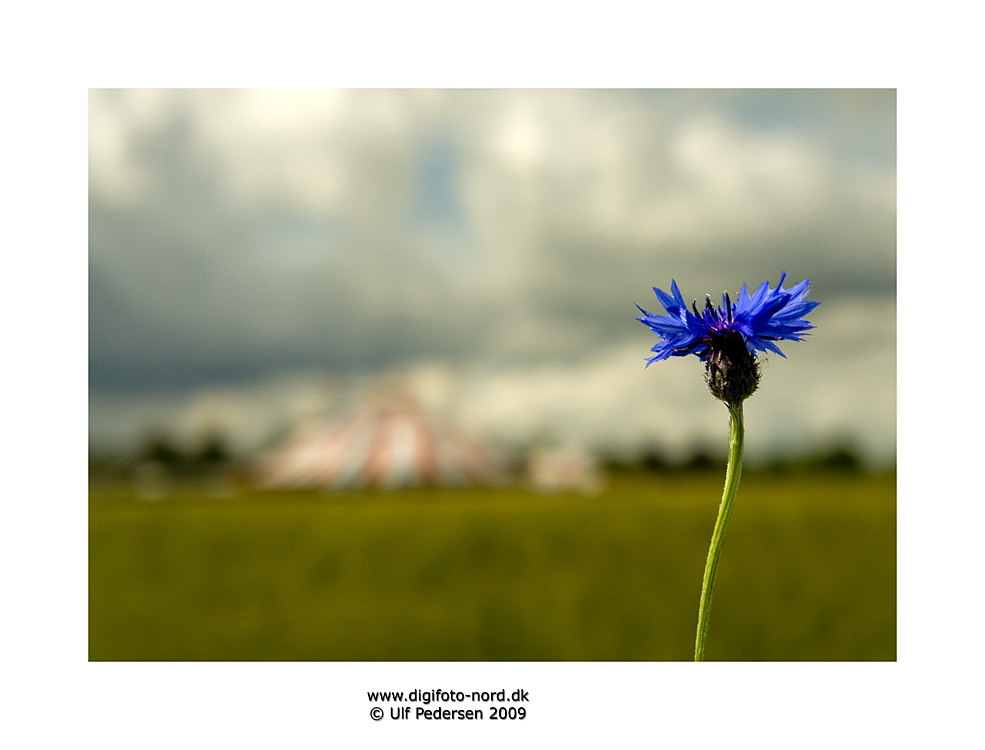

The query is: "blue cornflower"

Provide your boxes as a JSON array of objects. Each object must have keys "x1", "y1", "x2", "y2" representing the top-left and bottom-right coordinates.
[
  {"x1": 636, "y1": 272, "x2": 819, "y2": 403},
  {"x1": 636, "y1": 272, "x2": 818, "y2": 364}
]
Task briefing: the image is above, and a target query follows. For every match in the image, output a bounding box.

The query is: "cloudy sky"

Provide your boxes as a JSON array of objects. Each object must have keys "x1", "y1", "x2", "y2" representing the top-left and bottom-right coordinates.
[{"x1": 88, "y1": 89, "x2": 896, "y2": 466}]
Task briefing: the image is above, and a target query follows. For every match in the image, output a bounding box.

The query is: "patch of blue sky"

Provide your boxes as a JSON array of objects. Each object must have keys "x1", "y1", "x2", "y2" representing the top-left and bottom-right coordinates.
[
  {"x1": 414, "y1": 137, "x2": 464, "y2": 224},
  {"x1": 411, "y1": 137, "x2": 482, "y2": 277}
]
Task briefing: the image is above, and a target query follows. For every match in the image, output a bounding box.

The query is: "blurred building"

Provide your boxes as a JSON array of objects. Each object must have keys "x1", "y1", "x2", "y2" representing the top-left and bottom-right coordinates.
[
  {"x1": 253, "y1": 390, "x2": 507, "y2": 490},
  {"x1": 526, "y1": 445, "x2": 606, "y2": 496}
]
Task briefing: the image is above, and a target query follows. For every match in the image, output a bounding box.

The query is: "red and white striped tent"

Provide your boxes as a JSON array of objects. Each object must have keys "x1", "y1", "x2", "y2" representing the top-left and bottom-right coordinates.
[{"x1": 254, "y1": 392, "x2": 506, "y2": 490}]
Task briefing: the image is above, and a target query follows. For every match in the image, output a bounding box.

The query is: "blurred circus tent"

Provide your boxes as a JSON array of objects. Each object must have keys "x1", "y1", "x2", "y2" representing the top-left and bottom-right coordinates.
[{"x1": 253, "y1": 389, "x2": 509, "y2": 491}]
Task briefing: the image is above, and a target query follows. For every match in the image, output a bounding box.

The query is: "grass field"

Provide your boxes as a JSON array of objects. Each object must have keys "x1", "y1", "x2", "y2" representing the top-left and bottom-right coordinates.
[{"x1": 89, "y1": 471, "x2": 896, "y2": 661}]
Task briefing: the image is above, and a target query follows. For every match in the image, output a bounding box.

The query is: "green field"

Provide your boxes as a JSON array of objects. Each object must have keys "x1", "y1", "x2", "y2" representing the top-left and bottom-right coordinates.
[{"x1": 89, "y1": 471, "x2": 896, "y2": 661}]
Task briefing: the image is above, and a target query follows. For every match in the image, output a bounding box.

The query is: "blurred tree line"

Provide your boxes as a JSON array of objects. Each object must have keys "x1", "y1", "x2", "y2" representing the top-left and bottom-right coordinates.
[
  {"x1": 604, "y1": 444, "x2": 873, "y2": 476},
  {"x1": 89, "y1": 430, "x2": 883, "y2": 486},
  {"x1": 139, "y1": 431, "x2": 230, "y2": 470},
  {"x1": 89, "y1": 430, "x2": 234, "y2": 480}
]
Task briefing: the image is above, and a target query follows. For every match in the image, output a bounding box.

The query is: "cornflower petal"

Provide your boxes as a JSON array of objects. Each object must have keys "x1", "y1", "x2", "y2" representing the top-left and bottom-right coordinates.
[{"x1": 636, "y1": 273, "x2": 818, "y2": 367}]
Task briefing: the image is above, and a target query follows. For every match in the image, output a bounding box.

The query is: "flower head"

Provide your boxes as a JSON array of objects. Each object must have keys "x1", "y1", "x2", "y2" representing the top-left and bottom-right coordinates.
[{"x1": 636, "y1": 272, "x2": 819, "y2": 403}]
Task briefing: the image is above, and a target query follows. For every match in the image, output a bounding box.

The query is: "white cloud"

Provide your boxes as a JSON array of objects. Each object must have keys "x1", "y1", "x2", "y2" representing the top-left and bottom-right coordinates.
[{"x1": 88, "y1": 89, "x2": 173, "y2": 205}]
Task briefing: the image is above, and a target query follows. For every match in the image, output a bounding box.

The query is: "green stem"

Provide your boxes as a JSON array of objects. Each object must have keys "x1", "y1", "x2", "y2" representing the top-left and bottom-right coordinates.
[{"x1": 694, "y1": 400, "x2": 745, "y2": 662}]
